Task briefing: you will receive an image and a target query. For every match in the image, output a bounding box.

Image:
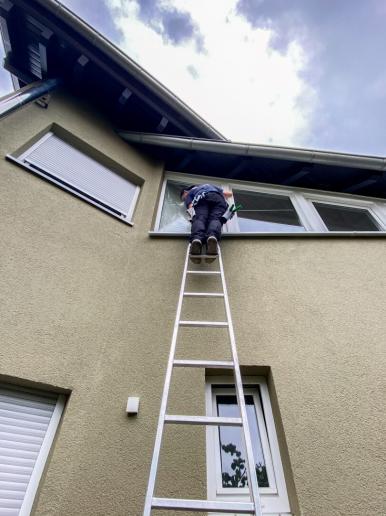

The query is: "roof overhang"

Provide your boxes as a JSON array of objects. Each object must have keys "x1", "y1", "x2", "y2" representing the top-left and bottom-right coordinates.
[
  {"x1": 0, "y1": 0, "x2": 225, "y2": 139},
  {"x1": 120, "y1": 132, "x2": 386, "y2": 198}
]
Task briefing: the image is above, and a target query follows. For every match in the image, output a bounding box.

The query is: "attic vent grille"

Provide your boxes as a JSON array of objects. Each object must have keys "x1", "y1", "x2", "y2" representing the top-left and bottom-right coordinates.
[{"x1": 27, "y1": 42, "x2": 42, "y2": 79}]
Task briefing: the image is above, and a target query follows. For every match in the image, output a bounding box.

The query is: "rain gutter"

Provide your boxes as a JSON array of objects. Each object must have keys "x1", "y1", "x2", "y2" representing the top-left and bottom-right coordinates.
[{"x1": 119, "y1": 132, "x2": 386, "y2": 172}]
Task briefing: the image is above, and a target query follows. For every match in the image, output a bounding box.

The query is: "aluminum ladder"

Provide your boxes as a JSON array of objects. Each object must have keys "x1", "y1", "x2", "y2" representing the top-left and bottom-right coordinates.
[{"x1": 143, "y1": 244, "x2": 263, "y2": 515}]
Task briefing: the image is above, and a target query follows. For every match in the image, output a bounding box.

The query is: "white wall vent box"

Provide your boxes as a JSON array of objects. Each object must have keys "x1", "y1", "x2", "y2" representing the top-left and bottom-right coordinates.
[{"x1": 126, "y1": 396, "x2": 140, "y2": 415}]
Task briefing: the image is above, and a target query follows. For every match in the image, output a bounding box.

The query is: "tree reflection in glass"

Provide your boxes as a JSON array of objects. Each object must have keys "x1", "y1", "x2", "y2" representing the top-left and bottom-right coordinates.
[{"x1": 217, "y1": 394, "x2": 269, "y2": 488}]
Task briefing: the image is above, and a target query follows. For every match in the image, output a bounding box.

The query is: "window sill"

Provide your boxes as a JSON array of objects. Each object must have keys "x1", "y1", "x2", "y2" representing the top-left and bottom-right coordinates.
[{"x1": 149, "y1": 231, "x2": 386, "y2": 238}]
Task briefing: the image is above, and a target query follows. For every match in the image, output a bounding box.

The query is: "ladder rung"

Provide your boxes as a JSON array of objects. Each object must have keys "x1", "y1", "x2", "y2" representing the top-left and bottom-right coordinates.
[
  {"x1": 173, "y1": 359, "x2": 234, "y2": 369},
  {"x1": 187, "y1": 270, "x2": 221, "y2": 275},
  {"x1": 189, "y1": 254, "x2": 218, "y2": 260},
  {"x1": 183, "y1": 292, "x2": 224, "y2": 297},
  {"x1": 152, "y1": 497, "x2": 255, "y2": 513},
  {"x1": 179, "y1": 320, "x2": 228, "y2": 327},
  {"x1": 165, "y1": 415, "x2": 242, "y2": 426}
]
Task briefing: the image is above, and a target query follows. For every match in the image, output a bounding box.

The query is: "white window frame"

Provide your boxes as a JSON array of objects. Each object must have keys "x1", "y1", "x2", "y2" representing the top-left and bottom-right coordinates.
[
  {"x1": 8, "y1": 131, "x2": 141, "y2": 225},
  {"x1": 155, "y1": 172, "x2": 386, "y2": 235},
  {"x1": 225, "y1": 182, "x2": 312, "y2": 233},
  {"x1": 301, "y1": 192, "x2": 386, "y2": 232},
  {"x1": 205, "y1": 376, "x2": 291, "y2": 515},
  {"x1": 154, "y1": 172, "x2": 231, "y2": 233}
]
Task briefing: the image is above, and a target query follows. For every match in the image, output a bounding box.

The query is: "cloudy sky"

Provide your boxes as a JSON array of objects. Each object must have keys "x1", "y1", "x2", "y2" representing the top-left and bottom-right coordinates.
[{"x1": 1, "y1": 0, "x2": 385, "y2": 156}]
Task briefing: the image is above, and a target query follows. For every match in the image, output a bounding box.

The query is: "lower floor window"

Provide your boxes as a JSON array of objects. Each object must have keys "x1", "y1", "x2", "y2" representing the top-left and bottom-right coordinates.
[
  {"x1": 0, "y1": 383, "x2": 65, "y2": 515},
  {"x1": 205, "y1": 376, "x2": 291, "y2": 514}
]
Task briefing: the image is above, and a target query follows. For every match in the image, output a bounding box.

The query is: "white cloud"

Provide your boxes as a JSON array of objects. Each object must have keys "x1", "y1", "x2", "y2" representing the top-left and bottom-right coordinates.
[{"x1": 107, "y1": 0, "x2": 313, "y2": 145}]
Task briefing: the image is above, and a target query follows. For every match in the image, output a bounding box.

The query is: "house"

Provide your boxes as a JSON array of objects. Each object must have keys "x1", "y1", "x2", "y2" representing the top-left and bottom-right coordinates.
[{"x1": 0, "y1": 1, "x2": 385, "y2": 515}]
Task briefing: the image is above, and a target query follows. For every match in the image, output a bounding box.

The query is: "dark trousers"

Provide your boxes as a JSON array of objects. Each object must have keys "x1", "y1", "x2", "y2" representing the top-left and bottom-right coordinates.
[{"x1": 190, "y1": 192, "x2": 227, "y2": 242}]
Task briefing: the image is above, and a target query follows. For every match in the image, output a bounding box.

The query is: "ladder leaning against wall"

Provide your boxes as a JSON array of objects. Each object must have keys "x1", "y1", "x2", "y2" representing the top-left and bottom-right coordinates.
[{"x1": 143, "y1": 244, "x2": 263, "y2": 515}]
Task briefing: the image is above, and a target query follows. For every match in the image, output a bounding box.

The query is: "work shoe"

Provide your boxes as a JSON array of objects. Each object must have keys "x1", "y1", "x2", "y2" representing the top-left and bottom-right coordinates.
[
  {"x1": 190, "y1": 239, "x2": 202, "y2": 264},
  {"x1": 205, "y1": 236, "x2": 218, "y2": 262}
]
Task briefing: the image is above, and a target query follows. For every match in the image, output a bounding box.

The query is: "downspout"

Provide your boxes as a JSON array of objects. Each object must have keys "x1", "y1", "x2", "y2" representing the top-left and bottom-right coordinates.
[{"x1": 0, "y1": 78, "x2": 61, "y2": 121}]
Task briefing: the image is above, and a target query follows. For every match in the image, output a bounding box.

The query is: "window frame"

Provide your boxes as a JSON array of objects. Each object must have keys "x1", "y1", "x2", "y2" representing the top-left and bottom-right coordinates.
[
  {"x1": 301, "y1": 192, "x2": 386, "y2": 232},
  {"x1": 8, "y1": 131, "x2": 141, "y2": 225},
  {"x1": 154, "y1": 172, "x2": 386, "y2": 235},
  {"x1": 205, "y1": 376, "x2": 291, "y2": 515},
  {"x1": 154, "y1": 172, "x2": 231, "y2": 234},
  {"x1": 225, "y1": 182, "x2": 312, "y2": 233}
]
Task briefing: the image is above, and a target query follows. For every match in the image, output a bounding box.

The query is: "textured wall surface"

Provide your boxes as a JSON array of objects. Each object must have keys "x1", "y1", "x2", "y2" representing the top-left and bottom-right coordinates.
[{"x1": 0, "y1": 92, "x2": 385, "y2": 516}]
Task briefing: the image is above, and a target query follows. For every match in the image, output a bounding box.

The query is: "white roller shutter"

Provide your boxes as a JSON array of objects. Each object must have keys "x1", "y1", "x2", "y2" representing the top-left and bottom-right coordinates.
[
  {"x1": 19, "y1": 132, "x2": 139, "y2": 222},
  {"x1": 0, "y1": 384, "x2": 65, "y2": 516}
]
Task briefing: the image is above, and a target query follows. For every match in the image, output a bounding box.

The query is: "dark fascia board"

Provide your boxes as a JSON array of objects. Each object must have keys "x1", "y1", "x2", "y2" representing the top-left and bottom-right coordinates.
[
  {"x1": 4, "y1": 0, "x2": 225, "y2": 140},
  {"x1": 119, "y1": 132, "x2": 386, "y2": 172}
]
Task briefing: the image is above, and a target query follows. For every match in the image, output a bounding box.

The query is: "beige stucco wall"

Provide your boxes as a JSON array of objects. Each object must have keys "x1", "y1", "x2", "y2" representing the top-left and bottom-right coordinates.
[{"x1": 0, "y1": 90, "x2": 385, "y2": 516}]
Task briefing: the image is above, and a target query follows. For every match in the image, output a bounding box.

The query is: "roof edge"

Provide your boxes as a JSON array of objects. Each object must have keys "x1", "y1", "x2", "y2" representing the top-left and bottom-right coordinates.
[
  {"x1": 119, "y1": 132, "x2": 386, "y2": 172},
  {"x1": 21, "y1": 0, "x2": 227, "y2": 140}
]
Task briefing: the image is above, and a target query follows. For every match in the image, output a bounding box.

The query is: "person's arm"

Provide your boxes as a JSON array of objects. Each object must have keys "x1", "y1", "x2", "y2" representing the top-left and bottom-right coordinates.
[{"x1": 223, "y1": 191, "x2": 232, "y2": 199}]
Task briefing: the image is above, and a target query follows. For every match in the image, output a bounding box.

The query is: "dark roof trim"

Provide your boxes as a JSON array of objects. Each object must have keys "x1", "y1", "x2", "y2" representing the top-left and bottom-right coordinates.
[
  {"x1": 35, "y1": 0, "x2": 226, "y2": 140},
  {"x1": 1, "y1": 0, "x2": 225, "y2": 140},
  {"x1": 119, "y1": 132, "x2": 386, "y2": 172}
]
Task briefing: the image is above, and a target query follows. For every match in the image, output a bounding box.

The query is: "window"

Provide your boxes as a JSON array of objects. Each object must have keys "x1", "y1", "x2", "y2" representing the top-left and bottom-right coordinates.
[
  {"x1": 205, "y1": 376, "x2": 291, "y2": 515},
  {"x1": 312, "y1": 202, "x2": 381, "y2": 231},
  {"x1": 0, "y1": 383, "x2": 65, "y2": 515},
  {"x1": 158, "y1": 179, "x2": 192, "y2": 233},
  {"x1": 11, "y1": 132, "x2": 140, "y2": 223},
  {"x1": 155, "y1": 173, "x2": 386, "y2": 234},
  {"x1": 231, "y1": 188, "x2": 306, "y2": 233}
]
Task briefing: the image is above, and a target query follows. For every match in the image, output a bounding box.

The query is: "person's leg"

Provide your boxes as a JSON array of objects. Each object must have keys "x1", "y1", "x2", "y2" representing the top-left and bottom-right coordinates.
[
  {"x1": 190, "y1": 201, "x2": 209, "y2": 243},
  {"x1": 206, "y1": 193, "x2": 227, "y2": 242}
]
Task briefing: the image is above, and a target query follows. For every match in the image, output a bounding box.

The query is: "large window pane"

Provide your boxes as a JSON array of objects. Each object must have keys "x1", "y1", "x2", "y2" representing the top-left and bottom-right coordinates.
[
  {"x1": 159, "y1": 180, "x2": 191, "y2": 232},
  {"x1": 216, "y1": 394, "x2": 269, "y2": 488},
  {"x1": 232, "y1": 189, "x2": 305, "y2": 232},
  {"x1": 313, "y1": 203, "x2": 380, "y2": 231}
]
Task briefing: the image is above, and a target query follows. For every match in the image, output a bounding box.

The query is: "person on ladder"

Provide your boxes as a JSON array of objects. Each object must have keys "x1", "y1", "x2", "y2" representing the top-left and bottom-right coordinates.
[{"x1": 180, "y1": 184, "x2": 232, "y2": 263}]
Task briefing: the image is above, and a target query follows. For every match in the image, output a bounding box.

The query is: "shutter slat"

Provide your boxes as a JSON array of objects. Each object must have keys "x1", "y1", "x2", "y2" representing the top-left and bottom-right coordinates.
[
  {"x1": 0, "y1": 498, "x2": 22, "y2": 509},
  {"x1": 0, "y1": 507, "x2": 20, "y2": 515},
  {"x1": 0, "y1": 388, "x2": 57, "y2": 404},
  {"x1": 0, "y1": 465, "x2": 34, "y2": 476},
  {"x1": 0, "y1": 423, "x2": 47, "y2": 436},
  {"x1": 0, "y1": 439, "x2": 41, "y2": 453},
  {"x1": 0, "y1": 482, "x2": 28, "y2": 492},
  {"x1": 0, "y1": 490, "x2": 25, "y2": 500},
  {"x1": 23, "y1": 134, "x2": 137, "y2": 217},
  {"x1": 0, "y1": 417, "x2": 49, "y2": 432},
  {"x1": 0, "y1": 400, "x2": 54, "y2": 415},
  {"x1": 0, "y1": 457, "x2": 35, "y2": 468},
  {"x1": 0, "y1": 449, "x2": 39, "y2": 461},
  {"x1": 0, "y1": 408, "x2": 52, "y2": 424},
  {"x1": 0, "y1": 430, "x2": 45, "y2": 444},
  {"x1": 0, "y1": 473, "x2": 31, "y2": 483}
]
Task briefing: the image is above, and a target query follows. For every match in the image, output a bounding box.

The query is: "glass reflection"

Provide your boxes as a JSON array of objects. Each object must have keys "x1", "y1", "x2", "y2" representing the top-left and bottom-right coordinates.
[
  {"x1": 159, "y1": 181, "x2": 191, "y2": 232},
  {"x1": 217, "y1": 394, "x2": 269, "y2": 488},
  {"x1": 313, "y1": 202, "x2": 380, "y2": 231},
  {"x1": 233, "y1": 189, "x2": 305, "y2": 232}
]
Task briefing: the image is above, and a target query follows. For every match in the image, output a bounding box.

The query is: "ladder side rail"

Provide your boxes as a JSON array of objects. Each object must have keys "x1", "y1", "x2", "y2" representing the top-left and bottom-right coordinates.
[
  {"x1": 218, "y1": 247, "x2": 263, "y2": 516},
  {"x1": 143, "y1": 244, "x2": 192, "y2": 516}
]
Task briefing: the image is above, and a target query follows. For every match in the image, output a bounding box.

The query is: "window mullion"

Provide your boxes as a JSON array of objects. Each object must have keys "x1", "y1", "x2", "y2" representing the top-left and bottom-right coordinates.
[
  {"x1": 299, "y1": 195, "x2": 329, "y2": 232},
  {"x1": 224, "y1": 185, "x2": 239, "y2": 233},
  {"x1": 371, "y1": 203, "x2": 386, "y2": 230},
  {"x1": 291, "y1": 193, "x2": 327, "y2": 232}
]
